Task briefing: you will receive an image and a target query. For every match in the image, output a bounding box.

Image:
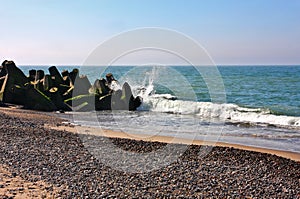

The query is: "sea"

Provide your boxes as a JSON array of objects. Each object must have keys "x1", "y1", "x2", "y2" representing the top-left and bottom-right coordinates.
[{"x1": 20, "y1": 65, "x2": 300, "y2": 153}]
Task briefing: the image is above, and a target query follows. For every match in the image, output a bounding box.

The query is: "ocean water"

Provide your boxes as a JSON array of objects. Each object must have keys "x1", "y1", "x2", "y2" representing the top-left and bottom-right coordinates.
[{"x1": 20, "y1": 65, "x2": 300, "y2": 152}]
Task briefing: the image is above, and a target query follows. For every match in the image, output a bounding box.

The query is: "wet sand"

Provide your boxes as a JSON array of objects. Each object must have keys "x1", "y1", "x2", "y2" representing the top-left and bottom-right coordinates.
[{"x1": 0, "y1": 107, "x2": 299, "y2": 198}]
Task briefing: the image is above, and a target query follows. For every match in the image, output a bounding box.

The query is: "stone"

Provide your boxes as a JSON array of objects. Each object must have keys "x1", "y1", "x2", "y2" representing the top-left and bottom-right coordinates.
[
  {"x1": 36, "y1": 70, "x2": 45, "y2": 80},
  {"x1": 68, "y1": 69, "x2": 79, "y2": 86},
  {"x1": 72, "y1": 75, "x2": 91, "y2": 96},
  {"x1": 49, "y1": 66, "x2": 64, "y2": 85},
  {"x1": 0, "y1": 60, "x2": 143, "y2": 111},
  {"x1": 43, "y1": 74, "x2": 54, "y2": 91},
  {"x1": 0, "y1": 60, "x2": 29, "y2": 104},
  {"x1": 64, "y1": 94, "x2": 96, "y2": 111},
  {"x1": 61, "y1": 70, "x2": 71, "y2": 86},
  {"x1": 28, "y1": 69, "x2": 37, "y2": 82},
  {"x1": 96, "y1": 94, "x2": 112, "y2": 110},
  {"x1": 23, "y1": 87, "x2": 57, "y2": 111},
  {"x1": 45, "y1": 89, "x2": 72, "y2": 111}
]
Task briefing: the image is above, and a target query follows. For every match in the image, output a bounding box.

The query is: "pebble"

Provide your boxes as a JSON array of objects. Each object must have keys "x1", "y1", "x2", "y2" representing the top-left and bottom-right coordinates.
[{"x1": 0, "y1": 110, "x2": 299, "y2": 198}]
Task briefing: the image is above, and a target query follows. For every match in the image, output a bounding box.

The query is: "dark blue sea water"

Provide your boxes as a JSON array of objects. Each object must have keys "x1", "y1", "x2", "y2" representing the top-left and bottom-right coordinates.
[
  {"x1": 219, "y1": 66, "x2": 300, "y2": 117},
  {"x1": 20, "y1": 65, "x2": 300, "y2": 152}
]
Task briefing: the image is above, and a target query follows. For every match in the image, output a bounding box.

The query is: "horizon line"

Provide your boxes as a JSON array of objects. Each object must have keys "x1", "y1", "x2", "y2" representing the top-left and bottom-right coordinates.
[{"x1": 17, "y1": 64, "x2": 300, "y2": 67}]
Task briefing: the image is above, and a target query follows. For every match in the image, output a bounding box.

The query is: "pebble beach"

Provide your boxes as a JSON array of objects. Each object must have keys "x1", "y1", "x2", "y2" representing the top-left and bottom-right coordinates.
[{"x1": 0, "y1": 107, "x2": 299, "y2": 198}]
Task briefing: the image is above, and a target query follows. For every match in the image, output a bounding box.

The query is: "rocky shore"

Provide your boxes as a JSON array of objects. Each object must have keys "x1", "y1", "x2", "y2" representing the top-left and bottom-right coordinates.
[{"x1": 0, "y1": 108, "x2": 299, "y2": 198}]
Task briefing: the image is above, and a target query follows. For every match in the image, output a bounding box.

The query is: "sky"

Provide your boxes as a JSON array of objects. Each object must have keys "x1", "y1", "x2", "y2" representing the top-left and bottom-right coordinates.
[{"x1": 0, "y1": 0, "x2": 300, "y2": 65}]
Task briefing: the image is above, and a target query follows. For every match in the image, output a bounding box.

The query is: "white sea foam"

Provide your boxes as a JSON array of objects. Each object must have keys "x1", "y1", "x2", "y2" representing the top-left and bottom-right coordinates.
[{"x1": 142, "y1": 95, "x2": 300, "y2": 128}]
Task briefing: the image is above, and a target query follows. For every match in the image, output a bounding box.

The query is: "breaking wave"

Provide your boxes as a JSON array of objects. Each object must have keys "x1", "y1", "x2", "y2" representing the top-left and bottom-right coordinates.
[
  {"x1": 137, "y1": 95, "x2": 300, "y2": 129},
  {"x1": 123, "y1": 66, "x2": 300, "y2": 129}
]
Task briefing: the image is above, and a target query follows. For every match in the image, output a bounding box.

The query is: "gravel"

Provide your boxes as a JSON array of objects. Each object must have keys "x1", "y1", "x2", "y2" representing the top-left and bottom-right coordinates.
[{"x1": 0, "y1": 109, "x2": 299, "y2": 198}]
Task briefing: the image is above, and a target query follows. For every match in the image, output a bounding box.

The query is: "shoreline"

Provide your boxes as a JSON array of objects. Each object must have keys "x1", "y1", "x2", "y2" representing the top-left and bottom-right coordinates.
[
  {"x1": 2, "y1": 106, "x2": 299, "y2": 162},
  {"x1": 50, "y1": 124, "x2": 300, "y2": 162}
]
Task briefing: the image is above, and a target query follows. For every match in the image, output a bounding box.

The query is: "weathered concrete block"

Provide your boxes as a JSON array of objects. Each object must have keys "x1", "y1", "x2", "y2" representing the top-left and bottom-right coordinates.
[
  {"x1": 25, "y1": 87, "x2": 57, "y2": 111},
  {"x1": 68, "y1": 68, "x2": 79, "y2": 86},
  {"x1": 36, "y1": 70, "x2": 45, "y2": 80},
  {"x1": 64, "y1": 94, "x2": 96, "y2": 111},
  {"x1": 73, "y1": 75, "x2": 91, "y2": 96},
  {"x1": 0, "y1": 61, "x2": 29, "y2": 103},
  {"x1": 49, "y1": 66, "x2": 64, "y2": 85},
  {"x1": 28, "y1": 69, "x2": 36, "y2": 82},
  {"x1": 90, "y1": 79, "x2": 110, "y2": 95},
  {"x1": 61, "y1": 70, "x2": 71, "y2": 86},
  {"x1": 45, "y1": 88, "x2": 72, "y2": 111}
]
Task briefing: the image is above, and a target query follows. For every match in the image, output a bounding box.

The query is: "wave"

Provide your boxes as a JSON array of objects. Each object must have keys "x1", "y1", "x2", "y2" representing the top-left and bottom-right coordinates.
[
  {"x1": 140, "y1": 95, "x2": 300, "y2": 129},
  {"x1": 126, "y1": 66, "x2": 300, "y2": 129}
]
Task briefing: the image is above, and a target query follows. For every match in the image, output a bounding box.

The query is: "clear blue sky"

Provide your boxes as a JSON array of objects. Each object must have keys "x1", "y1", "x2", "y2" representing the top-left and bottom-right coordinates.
[{"x1": 1, "y1": 0, "x2": 299, "y2": 65}]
